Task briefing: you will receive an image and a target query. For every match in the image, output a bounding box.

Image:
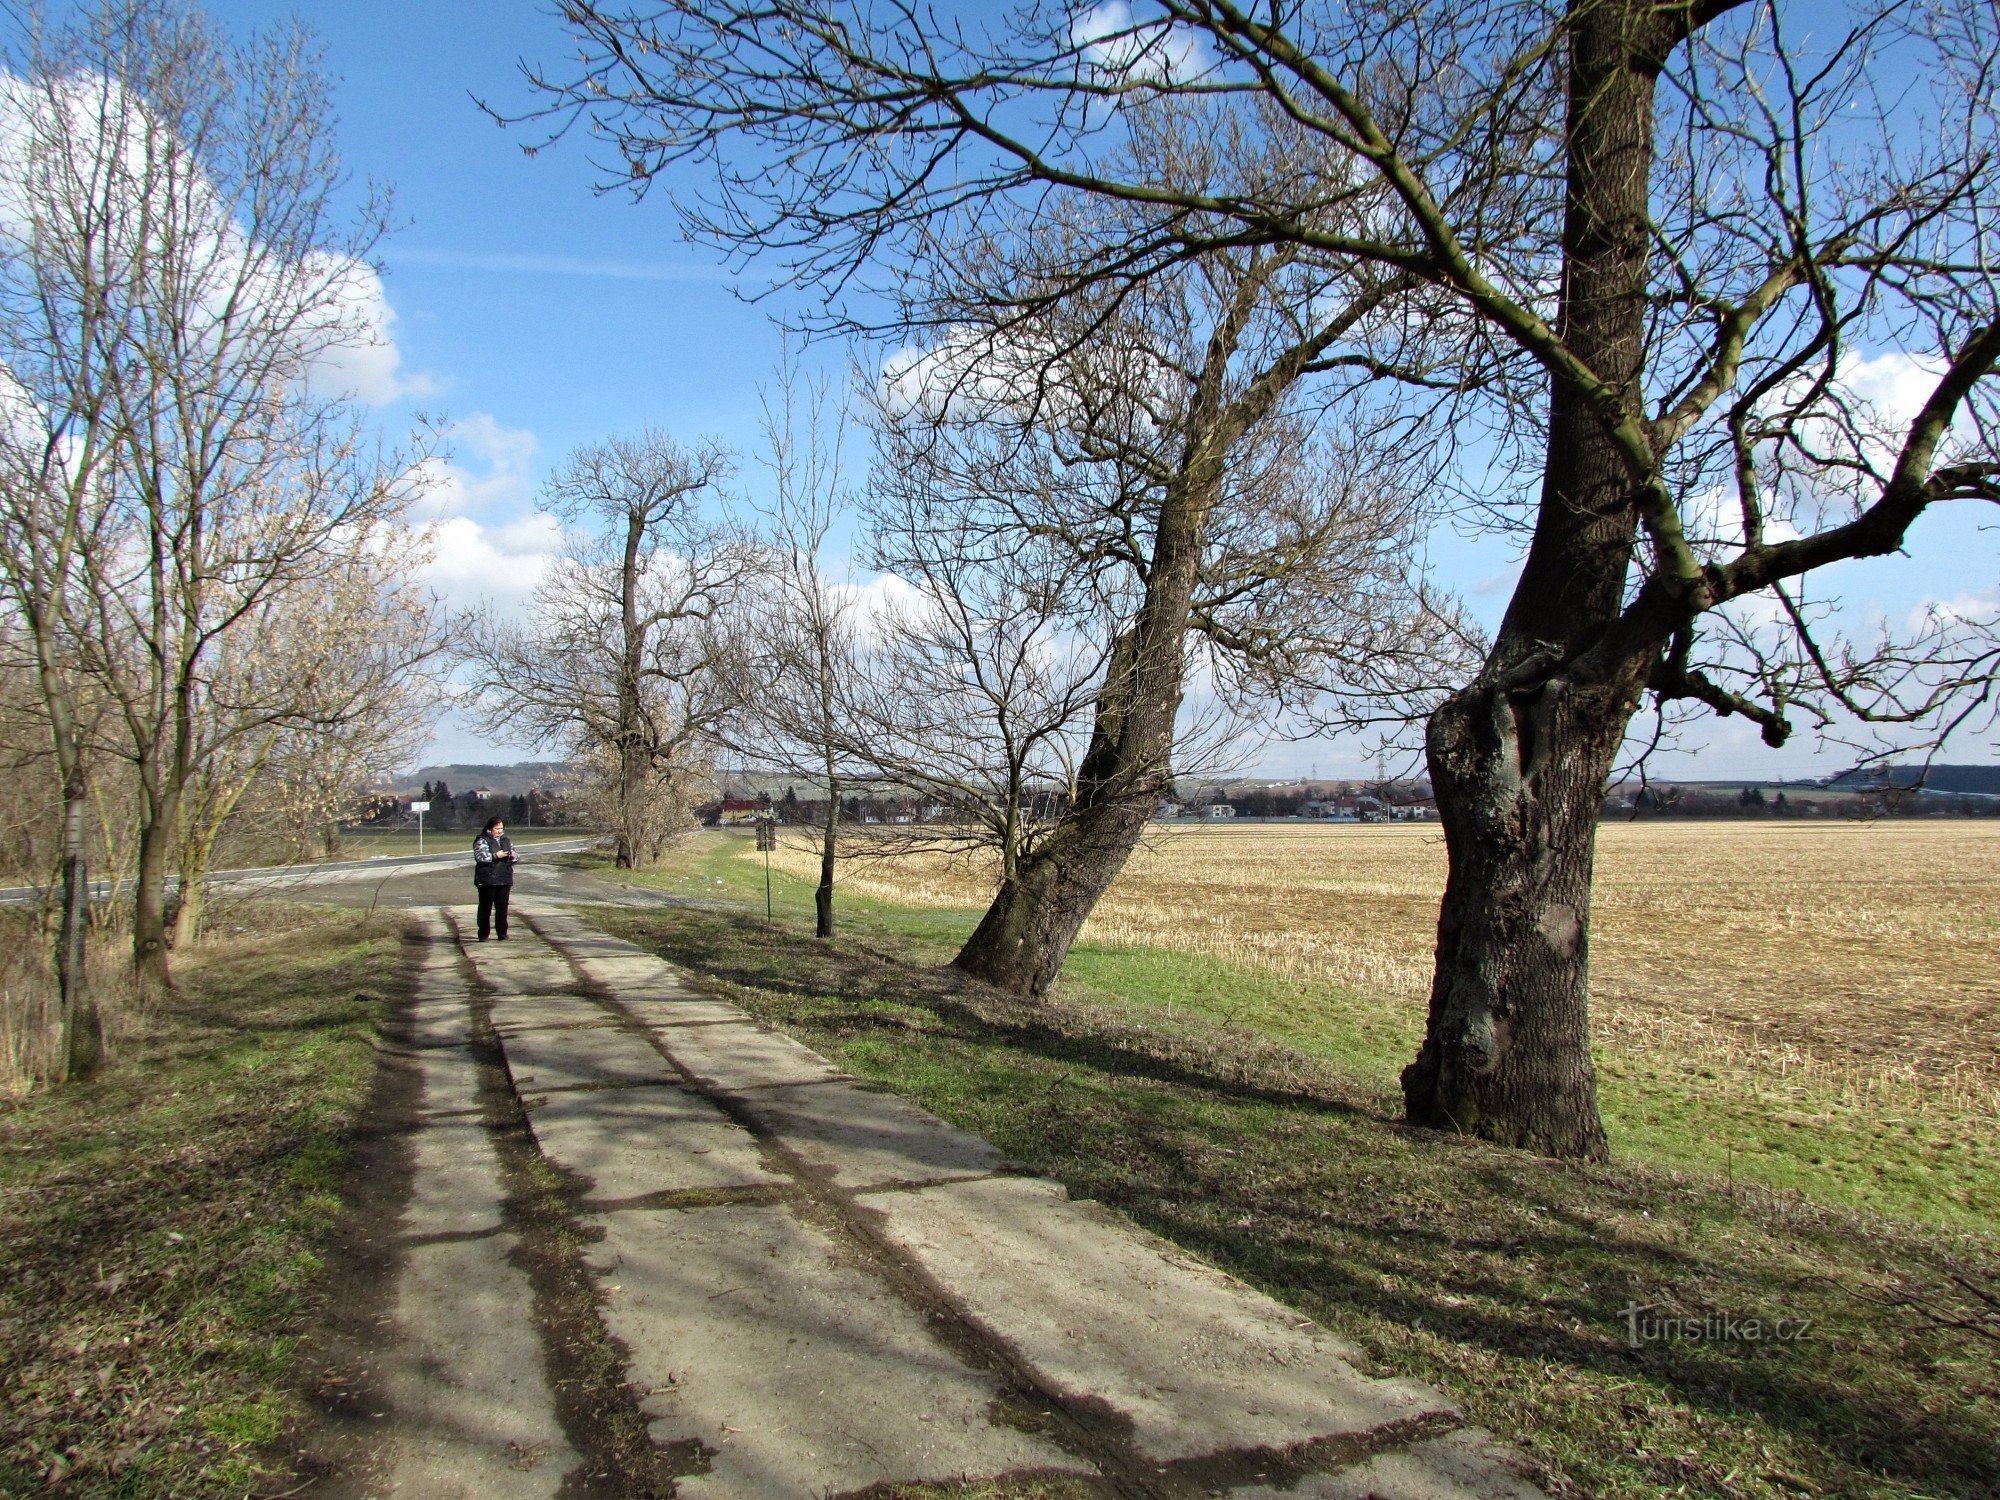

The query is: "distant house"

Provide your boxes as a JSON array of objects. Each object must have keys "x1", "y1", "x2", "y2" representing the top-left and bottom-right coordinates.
[
  {"x1": 712, "y1": 797, "x2": 770, "y2": 827},
  {"x1": 1156, "y1": 801, "x2": 1185, "y2": 819},
  {"x1": 1203, "y1": 803, "x2": 1237, "y2": 819},
  {"x1": 1302, "y1": 798, "x2": 1360, "y2": 821}
]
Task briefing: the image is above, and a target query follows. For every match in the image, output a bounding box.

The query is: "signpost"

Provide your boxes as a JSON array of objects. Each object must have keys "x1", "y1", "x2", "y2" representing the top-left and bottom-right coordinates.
[
  {"x1": 410, "y1": 800, "x2": 431, "y2": 854},
  {"x1": 755, "y1": 816, "x2": 775, "y2": 921}
]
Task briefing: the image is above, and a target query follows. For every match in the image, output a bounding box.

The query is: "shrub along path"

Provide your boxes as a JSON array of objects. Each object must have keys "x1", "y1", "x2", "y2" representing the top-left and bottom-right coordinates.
[{"x1": 307, "y1": 904, "x2": 1545, "y2": 1499}]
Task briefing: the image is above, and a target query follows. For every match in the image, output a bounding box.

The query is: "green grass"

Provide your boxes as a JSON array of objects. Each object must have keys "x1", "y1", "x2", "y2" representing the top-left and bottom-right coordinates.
[
  {"x1": 586, "y1": 833, "x2": 2000, "y2": 1499},
  {"x1": 0, "y1": 905, "x2": 407, "y2": 1498}
]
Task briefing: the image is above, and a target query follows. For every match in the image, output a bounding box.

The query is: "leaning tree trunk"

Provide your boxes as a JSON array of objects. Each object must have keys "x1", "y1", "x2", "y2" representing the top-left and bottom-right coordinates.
[
  {"x1": 57, "y1": 769, "x2": 102, "y2": 1080},
  {"x1": 1401, "y1": 0, "x2": 1665, "y2": 1159},
  {"x1": 951, "y1": 773, "x2": 1163, "y2": 996},
  {"x1": 954, "y1": 476, "x2": 1207, "y2": 995}
]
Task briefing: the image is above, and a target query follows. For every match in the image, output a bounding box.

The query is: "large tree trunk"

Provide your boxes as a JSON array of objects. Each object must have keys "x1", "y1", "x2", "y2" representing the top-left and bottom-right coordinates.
[
  {"x1": 1402, "y1": 0, "x2": 1664, "y2": 1158},
  {"x1": 1403, "y1": 675, "x2": 1640, "y2": 1158},
  {"x1": 613, "y1": 736, "x2": 647, "y2": 869},
  {"x1": 58, "y1": 773, "x2": 102, "y2": 1081}
]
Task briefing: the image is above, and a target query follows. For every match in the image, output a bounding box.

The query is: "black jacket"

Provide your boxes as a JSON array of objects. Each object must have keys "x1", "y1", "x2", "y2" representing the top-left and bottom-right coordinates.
[{"x1": 472, "y1": 831, "x2": 516, "y2": 887}]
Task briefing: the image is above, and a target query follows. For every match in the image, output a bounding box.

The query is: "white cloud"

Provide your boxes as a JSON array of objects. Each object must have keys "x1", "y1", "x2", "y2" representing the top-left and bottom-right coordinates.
[
  {"x1": 408, "y1": 414, "x2": 539, "y2": 519},
  {"x1": 1841, "y1": 349, "x2": 1946, "y2": 432},
  {"x1": 828, "y1": 569, "x2": 922, "y2": 641},
  {"x1": 879, "y1": 322, "x2": 1173, "y2": 433},
  {"x1": 401, "y1": 415, "x2": 554, "y2": 616},
  {"x1": 1681, "y1": 482, "x2": 1804, "y2": 556},
  {"x1": 456, "y1": 411, "x2": 540, "y2": 473},
  {"x1": 414, "y1": 512, "x2": 561, "y2": 617},
  {"x1": 1071, "y1": 1, "x2": 1213, "y2": 85},
  {"x1": 1906, "y1": 586, "x2": 1999, "y2": 635},
  {"x1": 0, "y1": 70, "x2": 433, "y2": 410},
  {"x1": 302, "y1": 255, "x2": 438, "y2": 407}
]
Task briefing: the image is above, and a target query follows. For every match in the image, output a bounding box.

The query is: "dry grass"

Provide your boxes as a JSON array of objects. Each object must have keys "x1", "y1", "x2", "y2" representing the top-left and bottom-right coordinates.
[
  {"x1": 0, "y1": 913, "x2": 135, "y2": 1095},
  {"x1": 770, "y1": 821, "x2": 2000, "y2": 1125}
]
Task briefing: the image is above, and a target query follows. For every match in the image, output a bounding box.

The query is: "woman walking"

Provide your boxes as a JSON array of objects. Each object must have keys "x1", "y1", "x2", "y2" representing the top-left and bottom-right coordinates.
[{"x1": 472, "y1": 816, "x2": 517, "y2": 941}]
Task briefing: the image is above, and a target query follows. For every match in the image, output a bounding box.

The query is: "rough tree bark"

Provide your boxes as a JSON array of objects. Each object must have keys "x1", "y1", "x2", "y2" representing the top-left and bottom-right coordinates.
[
  {"x1": 1401, "y1": 0, "x2": 1667, "y2": 1159},
  {"x1": 131, "y1": 796, "x2": 172, "y2": 997},
  {"x1": 612, "y1": 500, "x2": 650, "y2": 869}
]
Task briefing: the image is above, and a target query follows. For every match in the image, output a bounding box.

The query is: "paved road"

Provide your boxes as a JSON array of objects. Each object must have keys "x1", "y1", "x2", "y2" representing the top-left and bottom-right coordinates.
[
  {"x1": 308, "y1": 903, "x2": 1545, "y2": 1499},
  {"x1": 0, "y1": 840, "x2": 596, "y2": 909}
]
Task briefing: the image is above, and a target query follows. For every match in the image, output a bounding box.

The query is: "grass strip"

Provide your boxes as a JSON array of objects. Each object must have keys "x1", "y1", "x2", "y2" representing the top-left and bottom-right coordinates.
[
  {"x1": 0, "y1": 905, "x2": 406, "y2": 1497},
  {"x1": 603, "y1": 836, "x2": 2000, "y2": 1229}
]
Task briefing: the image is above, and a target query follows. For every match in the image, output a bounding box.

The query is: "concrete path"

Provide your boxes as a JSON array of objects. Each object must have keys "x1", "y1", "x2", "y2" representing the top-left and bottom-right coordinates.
[{"x1": 345, "y1": 905, "x2": 1545, "y2": 1499}]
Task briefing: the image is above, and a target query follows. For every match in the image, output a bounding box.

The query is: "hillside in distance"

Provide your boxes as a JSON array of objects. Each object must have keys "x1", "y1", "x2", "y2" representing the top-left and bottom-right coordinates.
[
  {"x1": 402, "y1": 761, "x2": 573, "y2": 796},
  {"x1": 1826, "y1": 763, "x2": 2000, "y2": 795}
]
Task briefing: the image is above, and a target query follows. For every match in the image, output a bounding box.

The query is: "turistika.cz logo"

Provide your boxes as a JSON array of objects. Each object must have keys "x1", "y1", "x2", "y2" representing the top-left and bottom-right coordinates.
[{"x1": 1618, "y1": 1302, "x2": 1813, "y2": 1347}]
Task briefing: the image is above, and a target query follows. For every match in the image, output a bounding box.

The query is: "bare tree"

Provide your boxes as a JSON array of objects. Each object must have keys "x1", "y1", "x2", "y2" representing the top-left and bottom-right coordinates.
[
  {"x1": 529, "y1": 0, "x2": 2000, "y2": 1157},
  {"x1": 852, "y1": 200, "x2": 1457, "y2": 997},
  {"x1": 465, "y1": 429, "x2": 755, "y2": 867},
  {"x1": 168, "y1": 546, "x2": 447, "y2": 939},
  {"x1": 734, "y1": 352, "x2": 866, "y2": 937},
  {"x1": 4, "y1": 0, "x2": 431, "y2": 994},
  {"x1": 847, "y1": 451, "x2": 1117, "y2": 892},
  {"x1": 0, "y1": 414, "x2": 114, "y2": 1075},
  {"x1": 247, "y1": 629, "x2": 440, "y2": 865}
]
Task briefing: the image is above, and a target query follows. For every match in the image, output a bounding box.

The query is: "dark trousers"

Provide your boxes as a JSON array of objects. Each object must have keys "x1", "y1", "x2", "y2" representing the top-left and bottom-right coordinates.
[{"x1": 476, "y1": 883, "x2": 511, "y2": 940}]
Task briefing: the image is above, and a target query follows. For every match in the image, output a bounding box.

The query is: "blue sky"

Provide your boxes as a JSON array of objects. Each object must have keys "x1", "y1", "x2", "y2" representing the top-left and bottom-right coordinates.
[{"x1": 192, "y1": 2, "x2": 1996, "y2": 781}]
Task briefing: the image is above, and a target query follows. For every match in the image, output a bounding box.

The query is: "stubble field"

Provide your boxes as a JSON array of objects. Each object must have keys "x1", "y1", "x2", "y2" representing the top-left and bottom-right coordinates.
[{"x1": 768, "y1": 819, "x2": 2000, "y2": 1219}]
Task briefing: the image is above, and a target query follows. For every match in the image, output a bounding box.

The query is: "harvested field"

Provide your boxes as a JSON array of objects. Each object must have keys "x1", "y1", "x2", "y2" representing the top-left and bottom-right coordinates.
[{"x1": 770, "y1": 821, "x2": 2000, "y2": 1125}]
